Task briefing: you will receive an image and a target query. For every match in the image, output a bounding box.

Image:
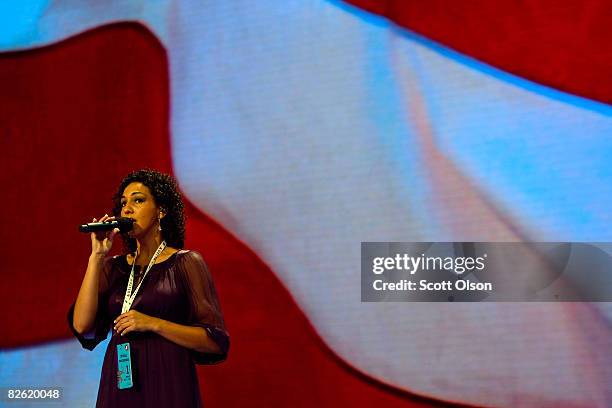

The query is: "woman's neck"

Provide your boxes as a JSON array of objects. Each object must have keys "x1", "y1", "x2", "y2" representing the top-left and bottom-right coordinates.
[{"x1": 134, "y1": 229, "x2": 164, "y2": 265}]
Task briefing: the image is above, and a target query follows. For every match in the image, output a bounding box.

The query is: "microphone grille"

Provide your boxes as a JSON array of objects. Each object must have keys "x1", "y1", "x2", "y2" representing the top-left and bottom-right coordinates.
[{"x1": 117, "y1": 217, "x2": 135, "y2": 232}]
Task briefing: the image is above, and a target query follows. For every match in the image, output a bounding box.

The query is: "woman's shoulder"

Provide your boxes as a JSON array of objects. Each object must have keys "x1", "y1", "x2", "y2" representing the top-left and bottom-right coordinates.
[
  {"x1": 173, "y1": 249, "x2": 210, "y2": 272},
  {"x1": 175, "y1": 249, "x2": 206, "y2": 263}
]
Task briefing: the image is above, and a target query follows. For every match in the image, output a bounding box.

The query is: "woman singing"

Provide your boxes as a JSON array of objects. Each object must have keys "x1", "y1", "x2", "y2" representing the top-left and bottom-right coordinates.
[{"x1": 68, "y1": 169, "x2": 229, "y2": 407}]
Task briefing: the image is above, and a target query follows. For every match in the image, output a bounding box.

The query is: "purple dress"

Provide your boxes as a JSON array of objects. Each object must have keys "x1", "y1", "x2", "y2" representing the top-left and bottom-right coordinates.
[{"x1": 67, "y1": 250, "x2": 229, "y2": 407}]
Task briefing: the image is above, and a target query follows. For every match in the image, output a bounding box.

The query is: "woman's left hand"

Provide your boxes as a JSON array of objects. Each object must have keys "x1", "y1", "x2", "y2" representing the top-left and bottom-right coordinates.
[{"x1": 113, "y1": 310, "x2": 159, "y2": 336}]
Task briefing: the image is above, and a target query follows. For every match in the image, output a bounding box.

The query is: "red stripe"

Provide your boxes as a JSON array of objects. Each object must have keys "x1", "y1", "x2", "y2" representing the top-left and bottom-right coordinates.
[{"x1": 345, "y1": 0, "x2": 612, "y2": 104}]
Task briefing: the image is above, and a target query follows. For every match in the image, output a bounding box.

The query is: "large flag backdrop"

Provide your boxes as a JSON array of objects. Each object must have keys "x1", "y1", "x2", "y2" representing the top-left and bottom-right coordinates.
[{"x1": 1, "y1": 1, "x2": 611, "y2": 407}]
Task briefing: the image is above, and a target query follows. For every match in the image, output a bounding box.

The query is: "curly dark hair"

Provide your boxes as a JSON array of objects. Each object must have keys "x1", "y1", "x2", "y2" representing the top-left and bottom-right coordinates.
[{"x1": 111, "y1": 168, "x2": 185, "y2": 253}]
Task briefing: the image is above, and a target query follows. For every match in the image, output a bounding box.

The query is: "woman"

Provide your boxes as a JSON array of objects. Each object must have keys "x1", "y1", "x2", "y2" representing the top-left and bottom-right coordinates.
[{"x1": 68, "y1": 169, "x2": 229, "y2": 407}]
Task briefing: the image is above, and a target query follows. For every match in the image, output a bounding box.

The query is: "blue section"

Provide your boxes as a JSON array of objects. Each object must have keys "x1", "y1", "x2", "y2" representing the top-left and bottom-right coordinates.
[{"x1": 0, "y1": 1, "x2": 50, "y2": 49}]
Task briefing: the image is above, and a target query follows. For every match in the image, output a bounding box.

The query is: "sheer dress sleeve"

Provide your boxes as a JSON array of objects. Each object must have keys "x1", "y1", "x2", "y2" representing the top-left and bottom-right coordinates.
[
  {"x1": 178, "y1": 250, "x2": 230, "y2": 365},
  {"x1": 67, "y1": 256, "x2": 114, "y2": 350}
]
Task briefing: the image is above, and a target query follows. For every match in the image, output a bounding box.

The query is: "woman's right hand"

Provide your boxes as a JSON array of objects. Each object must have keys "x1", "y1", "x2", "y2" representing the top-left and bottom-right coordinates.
[{"x1": 90, "y1": 214, "x2": 120, "y2": 256}]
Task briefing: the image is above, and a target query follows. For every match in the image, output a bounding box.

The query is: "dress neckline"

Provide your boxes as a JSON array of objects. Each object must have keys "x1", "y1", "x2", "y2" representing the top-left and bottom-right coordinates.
[{"x1": 120, "y1": 250, "x2": 181, "y2": 272}]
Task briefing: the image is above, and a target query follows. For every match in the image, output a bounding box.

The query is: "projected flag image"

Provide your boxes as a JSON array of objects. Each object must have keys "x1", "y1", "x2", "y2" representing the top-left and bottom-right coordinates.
[{"x1": 1, "y1": 1, "x2": 610, "y2": 407}]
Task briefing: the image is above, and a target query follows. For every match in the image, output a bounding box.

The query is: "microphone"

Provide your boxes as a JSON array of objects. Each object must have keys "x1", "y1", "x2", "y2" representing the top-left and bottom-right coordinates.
[{"x1": 79, "y1": 217, "x2": 135, "y2": 233}]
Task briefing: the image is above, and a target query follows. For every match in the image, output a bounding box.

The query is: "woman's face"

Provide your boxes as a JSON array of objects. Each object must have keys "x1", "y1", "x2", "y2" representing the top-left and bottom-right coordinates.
[{"x1": 120, "y1": 182, "x2": 162, "y2": 239}]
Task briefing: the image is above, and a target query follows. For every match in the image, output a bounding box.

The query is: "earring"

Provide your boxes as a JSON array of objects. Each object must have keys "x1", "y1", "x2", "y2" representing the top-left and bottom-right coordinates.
[{"x1": 158, "y1": 217, "x2": 162, "y2": 232}]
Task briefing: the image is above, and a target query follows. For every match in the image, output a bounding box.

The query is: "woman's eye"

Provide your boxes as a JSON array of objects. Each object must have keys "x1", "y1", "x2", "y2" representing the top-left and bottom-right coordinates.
[{"x1": 120, "y1": 198, "x2": 144, "y2": 207}]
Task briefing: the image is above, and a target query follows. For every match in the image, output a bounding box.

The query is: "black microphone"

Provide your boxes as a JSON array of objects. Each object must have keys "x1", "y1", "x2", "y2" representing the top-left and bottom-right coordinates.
[{"x1": 79, "y1": 217, "x2": 135, "y2": 233}]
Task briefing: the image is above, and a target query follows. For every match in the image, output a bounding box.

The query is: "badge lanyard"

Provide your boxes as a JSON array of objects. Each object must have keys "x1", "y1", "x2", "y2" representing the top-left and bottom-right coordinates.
[
  {"x1": 121, "y1": 240, "x2": 166, "y2": 314},
  {"x1": 117, "y1": 240, "x2": 166, "y2": 389}
]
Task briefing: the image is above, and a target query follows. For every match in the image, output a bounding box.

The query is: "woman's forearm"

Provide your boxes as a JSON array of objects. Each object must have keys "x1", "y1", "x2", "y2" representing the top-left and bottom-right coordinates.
[
  {"x1": 73, "y1": 254, "x2": 105, "y2": 334},
  {"x1": 151, "y1": 318, "x2": 222, "y2": 354}
]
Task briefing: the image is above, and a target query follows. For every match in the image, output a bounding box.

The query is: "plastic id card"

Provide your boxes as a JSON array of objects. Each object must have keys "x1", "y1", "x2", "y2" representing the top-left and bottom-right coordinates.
[{"x1": 117, "y1": 343, "x2": 134, "y2": 389}]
